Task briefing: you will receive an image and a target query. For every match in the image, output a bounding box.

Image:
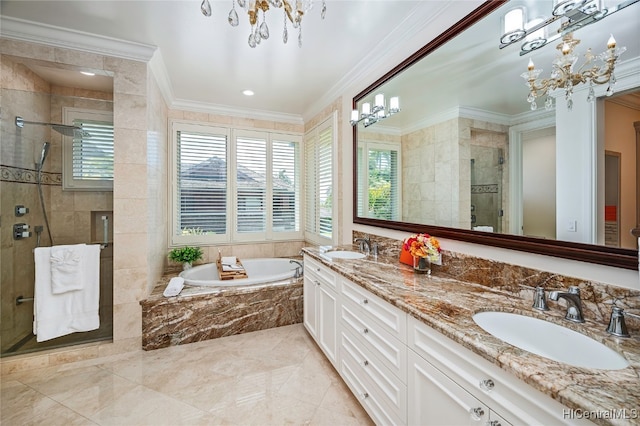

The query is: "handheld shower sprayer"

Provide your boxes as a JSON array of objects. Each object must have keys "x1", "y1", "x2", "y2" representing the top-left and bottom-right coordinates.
[{"x1": 37, "y1": 142, "x2": 50, "y2": 172}]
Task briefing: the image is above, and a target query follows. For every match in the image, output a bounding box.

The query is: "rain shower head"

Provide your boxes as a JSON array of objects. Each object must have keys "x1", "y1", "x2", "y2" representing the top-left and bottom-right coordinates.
[{"x1": 15, "y1": 116, "x2": 91, "y2": 138}]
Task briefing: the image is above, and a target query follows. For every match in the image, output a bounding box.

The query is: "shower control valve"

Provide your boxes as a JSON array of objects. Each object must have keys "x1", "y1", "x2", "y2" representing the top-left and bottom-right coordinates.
[
  {"x1": 13, "y1": 223, "x2": 32, "y2": 240},
  {"x1": 15, "y1": 205, "x2": 29, "y2": 216}
]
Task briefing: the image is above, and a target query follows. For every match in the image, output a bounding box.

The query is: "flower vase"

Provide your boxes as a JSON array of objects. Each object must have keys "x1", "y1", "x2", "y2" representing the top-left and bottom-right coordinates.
[
  {"x1": 183, "y1": 262, "x2": 193, "y2": 271},
  {"x1": 413, "y1": 256, "x2": 431, "y2": 275}
]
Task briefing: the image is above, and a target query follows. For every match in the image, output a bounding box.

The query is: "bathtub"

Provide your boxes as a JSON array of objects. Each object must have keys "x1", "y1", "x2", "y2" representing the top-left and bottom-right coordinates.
[{"x1": 179, "y1": 257, "x2": 299, "y2": 287}]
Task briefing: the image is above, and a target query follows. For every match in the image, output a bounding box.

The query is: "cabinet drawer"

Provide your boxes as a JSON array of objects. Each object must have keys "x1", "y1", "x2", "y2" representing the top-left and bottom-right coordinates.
[
  {"x1": 341, "y1": 300, "x2": 407, "y2": 381},
  {"x1": 340, "y1": 347, "x2": 404, "y2": 426},
  {"x1": 341, "y1": 330, "x2": 407, "y2": 423},
  {"x1": 341, "y1": 278, "x2": 406, "y2": 341},
  {"x1": 304, "y1": 256, "x2": 337, "y2": 291}
]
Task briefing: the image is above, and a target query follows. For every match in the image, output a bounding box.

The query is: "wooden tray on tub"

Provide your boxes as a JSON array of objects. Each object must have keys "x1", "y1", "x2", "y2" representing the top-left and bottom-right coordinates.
[{"x1": 216, "y1": 255, "x2": 248, "y2": 280}]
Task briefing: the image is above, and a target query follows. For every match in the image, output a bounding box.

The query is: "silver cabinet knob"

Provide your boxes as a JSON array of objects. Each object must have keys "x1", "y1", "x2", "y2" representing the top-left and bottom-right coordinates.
[
  {"x1": 361, "y1": 392, "x2": 369, "y2": 399},
  {"x1": 363, "y1": 328, "x2": 369, "y2": 334},
  {"x1": 363, "y1": 298, "x2": 369, "y2": 304},
  {"x1": 487, "y1": 421, "x2": 502, "y2": 426},
  {"x1": 363, "y1": 360, "x2": 369, "y2": 366},
  {"x1": 470, "y1": 407, "x2": 485, "y2": 421},
  {"x1": 314, "y1": 280, "x2": 321, "y2": 286},
  {"x1": 479, "y1": 379, "x2": 495, "y2": 392}
]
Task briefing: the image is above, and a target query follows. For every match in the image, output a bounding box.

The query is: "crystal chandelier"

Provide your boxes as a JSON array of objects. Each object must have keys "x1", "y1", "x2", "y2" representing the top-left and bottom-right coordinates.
[
  {"x1": 200, "y1": 0, "x2": 326, "y2": 48},
  {"x1": 350, "y1": 94, "x2": 400, "y2": 128},
  {"x1": 520, "y1": 32, "x2": 626, "y2": 111}
]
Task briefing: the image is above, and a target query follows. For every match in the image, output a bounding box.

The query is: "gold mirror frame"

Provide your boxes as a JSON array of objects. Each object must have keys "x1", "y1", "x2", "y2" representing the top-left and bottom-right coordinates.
[{"x1": 352, "y1": 0, "x2": 637, "y2": 270}]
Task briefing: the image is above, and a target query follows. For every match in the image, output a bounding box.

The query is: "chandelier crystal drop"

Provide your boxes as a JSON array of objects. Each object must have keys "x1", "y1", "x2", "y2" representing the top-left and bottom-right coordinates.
[
  {"x1": 521, "y1": 33, "x2": 626, "y2": 111},
  {"x1": 200, "y1": 0, "x2": 326, "y2": 48}
]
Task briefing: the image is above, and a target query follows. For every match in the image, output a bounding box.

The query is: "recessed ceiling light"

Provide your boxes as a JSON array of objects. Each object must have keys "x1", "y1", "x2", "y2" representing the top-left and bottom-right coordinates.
[
  {"x1": 243, "y1": 90, "x2": 254, "y2": 96},
  {"x1": 80, "y1": 71, "x2": 95, "y2": 76}
]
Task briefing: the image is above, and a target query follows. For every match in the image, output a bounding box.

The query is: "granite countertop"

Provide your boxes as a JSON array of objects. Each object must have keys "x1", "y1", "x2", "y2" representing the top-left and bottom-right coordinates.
[{"x1": 302, "y1": 246, "x2": 640, "y2": 426}]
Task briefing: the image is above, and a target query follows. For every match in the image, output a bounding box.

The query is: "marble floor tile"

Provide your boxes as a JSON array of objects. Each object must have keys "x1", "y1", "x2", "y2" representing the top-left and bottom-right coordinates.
[{"x1": 0, "y1": 324, "x2": 372, "y2": 425}]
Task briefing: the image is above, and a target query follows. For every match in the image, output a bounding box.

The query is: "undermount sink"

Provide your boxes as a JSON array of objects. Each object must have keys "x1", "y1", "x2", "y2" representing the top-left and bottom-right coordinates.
[
  {"x1": 322, "y1": 250, "x2": 366, "y2": 260},
  {"x1": 473, "y1": 311, "x2": 629, "y2": 370}
]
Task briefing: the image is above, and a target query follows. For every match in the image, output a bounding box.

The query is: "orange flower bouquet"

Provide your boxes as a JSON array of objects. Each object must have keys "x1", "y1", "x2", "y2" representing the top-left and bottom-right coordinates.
[{"x1": 403, "y1": 233, "x2": 441, "y2": 261}]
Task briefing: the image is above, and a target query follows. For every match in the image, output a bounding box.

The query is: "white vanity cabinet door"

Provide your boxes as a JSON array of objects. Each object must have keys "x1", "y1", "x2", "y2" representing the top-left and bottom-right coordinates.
[
  {"x1": 303, "y1": 270, "x2": 318, "y2": 338},
  {"x1": 408, "y1": 350, "x2": 496, "y2": 426},
  {"x1": 303, "y1": 255, "x2": 339, "y2": 368}
]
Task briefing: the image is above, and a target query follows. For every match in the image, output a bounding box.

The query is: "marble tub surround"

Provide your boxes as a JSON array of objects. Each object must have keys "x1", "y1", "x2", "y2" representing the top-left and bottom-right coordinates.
[
  {"x1": 140, "y1": 272, "x2": 303, "y2": 350},
  {"x1": 304, "y1": 245, "x2": 640, "y2": 425}
]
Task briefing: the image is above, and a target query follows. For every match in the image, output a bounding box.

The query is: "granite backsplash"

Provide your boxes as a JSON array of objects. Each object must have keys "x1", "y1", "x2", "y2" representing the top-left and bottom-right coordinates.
[{"x1": 353, "y1": 231, "x2": 640, "y2": 334}]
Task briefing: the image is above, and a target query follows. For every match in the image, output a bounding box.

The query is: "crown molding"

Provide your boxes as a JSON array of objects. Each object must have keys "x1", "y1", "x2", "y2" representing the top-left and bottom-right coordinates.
[
  {"x1": 0, "y1": 16, "x2": 156, "y2": 62},
  {"x1": 170, "y1": 99, "x2": 304, "y2": 125},
  {"x1": 302, "y1": 1, "x2": 458, "y2": 122}
]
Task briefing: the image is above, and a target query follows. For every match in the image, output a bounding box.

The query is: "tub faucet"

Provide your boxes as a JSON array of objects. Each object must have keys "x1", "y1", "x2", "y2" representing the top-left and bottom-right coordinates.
[
  {"x1": 290, "y1": 259, "x2": 303, "y2": 278},
  {"x1": 548, "y1": 286, "x2": 584, "y2": 323}
]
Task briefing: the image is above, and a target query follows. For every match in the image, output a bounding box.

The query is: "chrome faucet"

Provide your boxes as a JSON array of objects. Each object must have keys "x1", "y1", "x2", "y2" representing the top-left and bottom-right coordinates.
[
  {"x1": 519, "y1": 285, "x2": 549, "y2": 311},
  {"x1": 606, "y1": 306, "x2": 640, "y2": 338},
  {"x1": 289, "y1": 259, "x2": 303, "y2": 278},
  {"x1": 354, "y1": 236, "x2": 371, "y2": 254},
  {"x1": 548, "y1": 286, "x2": 584, "y2": 323}
]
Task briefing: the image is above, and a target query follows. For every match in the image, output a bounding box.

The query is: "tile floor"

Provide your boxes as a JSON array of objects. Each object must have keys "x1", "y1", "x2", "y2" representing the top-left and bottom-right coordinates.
[{"x1": 1, "y1": 324, "x2": 373, "y2": 425}]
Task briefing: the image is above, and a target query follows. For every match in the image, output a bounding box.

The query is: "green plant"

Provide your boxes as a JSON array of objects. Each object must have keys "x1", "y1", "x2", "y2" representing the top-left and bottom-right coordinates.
[{"x1": 168, "y1": 246, "x2": 203, "y2": 264}]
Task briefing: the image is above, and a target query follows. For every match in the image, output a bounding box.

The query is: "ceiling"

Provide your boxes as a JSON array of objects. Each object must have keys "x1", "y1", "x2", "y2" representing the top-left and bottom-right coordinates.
[
  {"x1": 1, "y1": 1, "x2": 638, "y2": 124},
  {"x1": 0, "y1": 0, "x2": 483, "y2": 121}
]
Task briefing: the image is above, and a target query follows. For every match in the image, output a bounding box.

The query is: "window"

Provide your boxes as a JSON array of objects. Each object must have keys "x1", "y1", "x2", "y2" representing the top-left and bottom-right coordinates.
[
  {"x1": 62, "y1": 108, "x2": 114, "y2": 191},
  {"x1": 170, "y1": 121, "x2": 301, "y2": 245},
  {"x1": 304, "y1": 113, "x2": 336, "y2": 245},
  {"x1": 357, "y1": 140, "x2": 401, "y2": 221}
]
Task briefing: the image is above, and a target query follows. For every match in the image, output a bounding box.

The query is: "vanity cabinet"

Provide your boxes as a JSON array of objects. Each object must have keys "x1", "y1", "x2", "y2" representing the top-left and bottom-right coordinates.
[
  {"x1": 408, "y1": 316, "x2": 595, "y2": 426},
  {"x1": 339, "y1": 278, "x2": 408, "y2": 425},
  {"x1": 408, "y1": 350, "x2": 510, "y2": 426},
  {"x1": 303, "y1": 255, "x2": 339, "y2": 367},
  {"x1": 304, "y1": 254, "x2": 595, "y2": 426}
]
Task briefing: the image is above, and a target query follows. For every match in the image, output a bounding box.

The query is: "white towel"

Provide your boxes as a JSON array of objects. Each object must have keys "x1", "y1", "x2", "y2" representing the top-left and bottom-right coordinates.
[
  {"x1": 50, "y1": 244, "x2": 85, "y2": 294},
  {"x1": 33, "y1": 244, "x2": 100, "y2": 342},
  {"x1": 222, "y1": 264, "x2": 244, "y2": 271},
  {"x1": 221, "y1": 256, "x2": 237, "y2": 265},
  {"x1": 163, "y1": 277, "x2": 185, "y2": 297},
  {"x1": 473, "y1": 226, "x2": 494, "y2": 232}
]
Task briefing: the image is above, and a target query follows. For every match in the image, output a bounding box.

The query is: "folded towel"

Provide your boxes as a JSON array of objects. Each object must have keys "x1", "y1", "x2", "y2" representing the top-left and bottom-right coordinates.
[
  {"x1": 221, "y1": 256, "x2": 237, "y2": 265},
  {"x1": 163, "y1": 277, "x2": 185, "y2": 297},
  {"x1": 473, "y1": 226, "x2": 494, "y2": 232},
  {"x1": 50, "y1": 244, "x2": 86, "y2": 294},
  {"x1": 222, "y1": 264, "x2": 245, "y2": 272},
  {"x1": 34, "y1": 245, "x2": 100, "y2": 342}
]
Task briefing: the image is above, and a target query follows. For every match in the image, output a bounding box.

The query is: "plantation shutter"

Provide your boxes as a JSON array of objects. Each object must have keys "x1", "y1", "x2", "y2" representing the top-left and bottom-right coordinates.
[
  {"x1": 176, "y1": 130, "x2": 228, "y2": 236},
  {"x1": 318, "y1": 126, "x2": 333, "y2": 238},
  {"x1": 71, "y1": 120, "x2": 114, "y2": 181},
  {"x1": 272, "y1": 139, "x2": 300, "y2": 232},
  {"x1": 236, "y1": 135, "x2": 267, "y2": 233},
  {"x1": 304, "y1": 115, "x2": 334, "y2": 243}
]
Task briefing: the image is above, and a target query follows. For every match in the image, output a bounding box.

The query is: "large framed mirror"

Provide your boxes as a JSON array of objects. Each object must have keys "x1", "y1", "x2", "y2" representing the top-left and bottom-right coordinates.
[{"x1": 353, "y1": 0, "x2": 640, "y2": 270}]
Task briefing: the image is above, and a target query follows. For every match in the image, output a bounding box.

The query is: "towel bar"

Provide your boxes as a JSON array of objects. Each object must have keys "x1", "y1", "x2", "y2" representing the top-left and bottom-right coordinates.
[{"x1": 16, "y1": 296, "x2": 34, "y2": 305}]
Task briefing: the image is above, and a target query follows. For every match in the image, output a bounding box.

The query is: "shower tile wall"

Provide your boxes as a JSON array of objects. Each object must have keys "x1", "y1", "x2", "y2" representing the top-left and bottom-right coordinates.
[
  {"x1": 1, "y1": 57, "x2": 52, "y2": 350},
  {"x1": 1, "y1": 55, "x2": 114, "y2": 354},
  {"x1": 401, "y1": 116, "x2": 508, "y2": 230}
]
